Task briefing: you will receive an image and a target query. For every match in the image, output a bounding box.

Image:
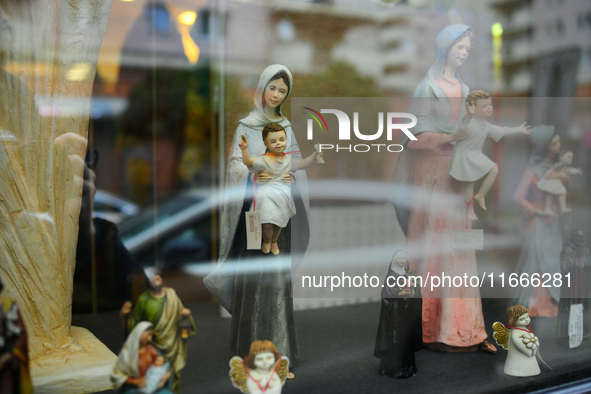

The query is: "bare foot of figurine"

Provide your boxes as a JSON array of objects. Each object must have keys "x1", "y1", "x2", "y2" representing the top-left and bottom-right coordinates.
[
  {"x1": 287, "y1": 372, "x2": 295, "y2": 380},
  {"x1": 560, "y1": 206, "x2": 571, "y2": 213},
  {"x1": 465, "y1": 196, "x2": 478, "y2": 221},
  {"x1": 478, "y1": 340, "x2": 497, "y2": 354},
  {"x1": 271, "y1": 242, "x2": 280, "y2": 255},
  {"x1": 466, "y1": 204, "x2": 478, "y2": 220},
  {"x1": 537, "y1": 209, "x2": 555, "y2": 217},
  {"x1": 467, "y1": 205, "x2": 478, "y2": 220},
  {"x1": 262, "y1": 242, "x2": 271, "y2": 254},
  {"x1": 474, "y1": 194, "x2": 486, "y2": 211}
]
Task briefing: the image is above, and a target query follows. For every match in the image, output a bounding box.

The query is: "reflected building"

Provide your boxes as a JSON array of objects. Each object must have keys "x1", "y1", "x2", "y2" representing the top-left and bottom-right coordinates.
[
  {"x1": 490, "y1": 0, "x2": 591, "y2": 97},
  {"x1": 222, "y1": 0, "x2": 494, "y2": 95}
]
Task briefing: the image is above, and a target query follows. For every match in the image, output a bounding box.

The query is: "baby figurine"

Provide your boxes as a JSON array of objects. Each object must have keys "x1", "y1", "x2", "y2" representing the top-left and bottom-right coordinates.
[
  {"x1": 493, "y1": 305, "x2": 543, "y2": 377},
  {"x1": 139, "y1": 355, "x2": 171, "y2": 394},
  {"x1": 240, "y1": 122, "x2": 322, "y2": 255},
  {"x1": 449, "y1": 90, "x2": 531, "y2": 221},
  {"x1": 537, "y1": 150, "x2": 582, "y2": 215}
]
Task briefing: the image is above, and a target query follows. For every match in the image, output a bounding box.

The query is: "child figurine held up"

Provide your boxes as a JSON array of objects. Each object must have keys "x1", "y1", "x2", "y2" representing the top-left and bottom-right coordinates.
[
  {"x1": 537, "y1": 150, "x2": 582, "y2": 215},
  {"x1": 240, "y1": 122, "x2": 322, "y2": 255},
  {"x1": 449, "y1": 90, "x2": 532, "y2": 221}
]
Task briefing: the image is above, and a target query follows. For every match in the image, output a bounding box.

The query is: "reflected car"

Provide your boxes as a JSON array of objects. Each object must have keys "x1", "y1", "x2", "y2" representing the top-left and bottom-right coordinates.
[
  {"x1": 94, "y1": 189, "x2": 140, "y2": 224},
  {"x1": 118, "y1": 179, "x2": 396, "y2": 271},
  {"x1": 118, "y1": 179, "x2": 524, "y2": 302},
  {"x1": 119, "y1": 189, "x2": 217, "y2": 270}
]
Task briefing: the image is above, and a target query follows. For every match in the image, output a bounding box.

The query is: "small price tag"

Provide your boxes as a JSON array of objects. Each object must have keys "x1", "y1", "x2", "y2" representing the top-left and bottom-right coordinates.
[
  {"x1": 246, "y1": 211, "x2": 262, "y2": 250},
  {"x1": 451, "y1": 229, "x2": 483, "y2": 250},
  {"x1": 314, "y1": 144, "x2": 325, "y2": 164},
  {"x1": 569, "y1": 303, "x2": 584, "y2": 349}
]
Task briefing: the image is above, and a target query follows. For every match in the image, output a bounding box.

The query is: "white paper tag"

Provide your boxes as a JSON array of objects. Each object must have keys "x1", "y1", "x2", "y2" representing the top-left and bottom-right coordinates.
[
  {"x1": 451, "y1": 229, "x2": 483, "y2": 250},
  {"x1": 569, "y1": 303, "x2": 584, "y2": 349},
  {"x1": 246, "y1": 211, "x2": 262, "y2": 250}
]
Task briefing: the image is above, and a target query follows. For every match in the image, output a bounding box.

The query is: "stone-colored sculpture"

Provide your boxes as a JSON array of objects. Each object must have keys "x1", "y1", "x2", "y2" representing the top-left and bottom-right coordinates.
[{"x1": 0, "y1": 1, "x2": 113, "y2": 392}]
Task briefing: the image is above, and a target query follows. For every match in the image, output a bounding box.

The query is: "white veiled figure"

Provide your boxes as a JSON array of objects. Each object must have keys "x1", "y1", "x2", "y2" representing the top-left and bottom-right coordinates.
[
  {"x1": 204, "y1": 64, "x2": 309, "y2": 366},
  {"x1": 111, "y1": 321, "x2": 154, "y2": 390}
]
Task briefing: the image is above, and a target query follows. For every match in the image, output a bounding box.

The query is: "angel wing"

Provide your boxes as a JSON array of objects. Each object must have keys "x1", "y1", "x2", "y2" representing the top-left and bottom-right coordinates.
[
  {"x1": 229, "y1": 356, "x2": 248, "y2": 393},
  {"x1": 275, "y1": 356, "x2": 290, "y2": 385},
  {"x1": 492, "y1": 321, "x2": 510, "y2": 350}
]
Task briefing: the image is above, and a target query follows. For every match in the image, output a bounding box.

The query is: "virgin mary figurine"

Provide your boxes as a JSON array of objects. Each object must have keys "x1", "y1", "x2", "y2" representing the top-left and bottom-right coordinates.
[
  {"x1": 204, "y1": 64, "x2": 309, "y2": 366},
  {"x1": 514, "y1": 126, "x2": 562, "y2": 316},
  {"x1": 390, "y1": 24, "x2": 495, "y2": 353}
]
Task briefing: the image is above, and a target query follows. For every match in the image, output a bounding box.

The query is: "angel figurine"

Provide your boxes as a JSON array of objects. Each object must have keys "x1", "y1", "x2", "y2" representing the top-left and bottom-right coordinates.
[
  {"x1": 537, "y1": 150, "x2": 582, "y2": 215},
  {"x1": 229, "y1": 340, "x2": 290, "y2": 394},
  {"x1": 448, "y1": 90, "x2": 531, "y2": 221},
  {"x1": 492, "y1": 305, "x2": 542, "y2": 377},
  {"x1": 240, "y1": 122, "x2": 322, "y2": 255}
]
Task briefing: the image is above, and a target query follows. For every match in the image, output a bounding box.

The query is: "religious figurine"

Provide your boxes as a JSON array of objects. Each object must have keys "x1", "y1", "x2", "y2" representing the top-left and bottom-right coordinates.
[
  {"x1": 449, "y1": 90, "x2": 532, "y2": 221},
  {"x1": 557, "y1": 230, "x2": 591, "y2": 346},
  {"x1": 0, "y1": 278, "x2": 33, "y2": 393},
  {"x1": 514, "y1": 126, "x2": 562, "y2": 316},
  {"x1": 229, "y1": 340, "x2": 290, "y2": 394},
  {"x1": 204, "y1": 65, "x2": 308, "y2": 366},
  {"x1": 120, "y1": 273, "x2": 196, "y2": 393},
  {"x1": 537, "y1": 150, "x2": 582, "y2": 215},
  {"x1": 391, "y1": 23, "x2": 496, "y2": 354},
  {"x1": 493, "y1": 305, "x2": 541, "y2": 377},
  {"x1": 374, "y1": 251, "x2": 422, "y2": 378},
  {"x1": 140, "y1": 355, "x2": 171, "y2": 394},
  {"x1": 111, "y1": 322, "x2": 173, "y2": 394},
  {"x1": 239, "y1": 122, "x2": 322, "y2": 254}
]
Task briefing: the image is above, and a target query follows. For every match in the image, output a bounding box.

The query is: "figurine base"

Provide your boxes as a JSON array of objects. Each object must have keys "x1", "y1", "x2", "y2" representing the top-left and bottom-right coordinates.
[{"x1": 30, "y1": 326, "x2": 117, "y2": 393}]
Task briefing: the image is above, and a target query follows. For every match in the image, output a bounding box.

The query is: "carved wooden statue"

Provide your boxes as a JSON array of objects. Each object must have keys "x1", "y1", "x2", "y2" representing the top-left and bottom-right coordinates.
[{"x1": 0, "y1": 1, "x2": 113, "y2": 392}]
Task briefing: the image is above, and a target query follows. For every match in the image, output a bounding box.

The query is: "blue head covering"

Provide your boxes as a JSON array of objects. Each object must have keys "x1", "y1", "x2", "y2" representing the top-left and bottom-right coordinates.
[
  {"x1": 528, "y1": 125, "x2": 556, "y2": 179},
  {"x1": 427, "y1": 23, "x2": 473, "y2": 80}
]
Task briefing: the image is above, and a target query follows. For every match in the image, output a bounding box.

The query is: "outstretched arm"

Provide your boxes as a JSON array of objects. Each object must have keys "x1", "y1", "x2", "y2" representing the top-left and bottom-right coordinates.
[
  {"x1": 292, "y1": 150, "x2": 322, "y2": 171},
  {"x1": 568, "y1": 166, "x2": 583, "y2": 176},
  {"x1": 505, "y1": 122, "x2": 532, "y2": 136},
  {"x1": 239, "y1": 135, "x2": 255, "y2": 167}
]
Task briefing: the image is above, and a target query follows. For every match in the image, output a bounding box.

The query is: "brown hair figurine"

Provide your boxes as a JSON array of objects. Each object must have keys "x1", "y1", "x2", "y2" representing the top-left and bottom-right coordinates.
[
  {"x1": 229, "y1": 340, "x2": 290, "y2": 393},
  {"x1": 493, "y1": 305, "x2": 544, "y2": 377},
  {"x1": 243, "y1": 340, "x2": 281, "y2": 370},
  {"x1": 239, "y1": 120, "x2": 322, "y2": 255},
  {"x1": 464, "y1": 89, "x2": 490, "y2": 109},
  {"x1": 506, "y1": 305, "x2": 530, "y2": 327},
  {"x1": 262, "y1": 71, "x2": 291, "y2": 117},
  {"x1": 261, "y1": 123, "x2": 287, "y2": 145},
  {"x1": 448, "y1": 89, "x2": 532, "y2": 221}
]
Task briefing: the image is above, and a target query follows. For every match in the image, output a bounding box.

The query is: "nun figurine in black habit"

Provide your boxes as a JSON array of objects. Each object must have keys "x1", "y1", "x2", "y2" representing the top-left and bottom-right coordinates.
[{"x1": 374, "y1": 250, "x2": 422, "y2": 378}]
